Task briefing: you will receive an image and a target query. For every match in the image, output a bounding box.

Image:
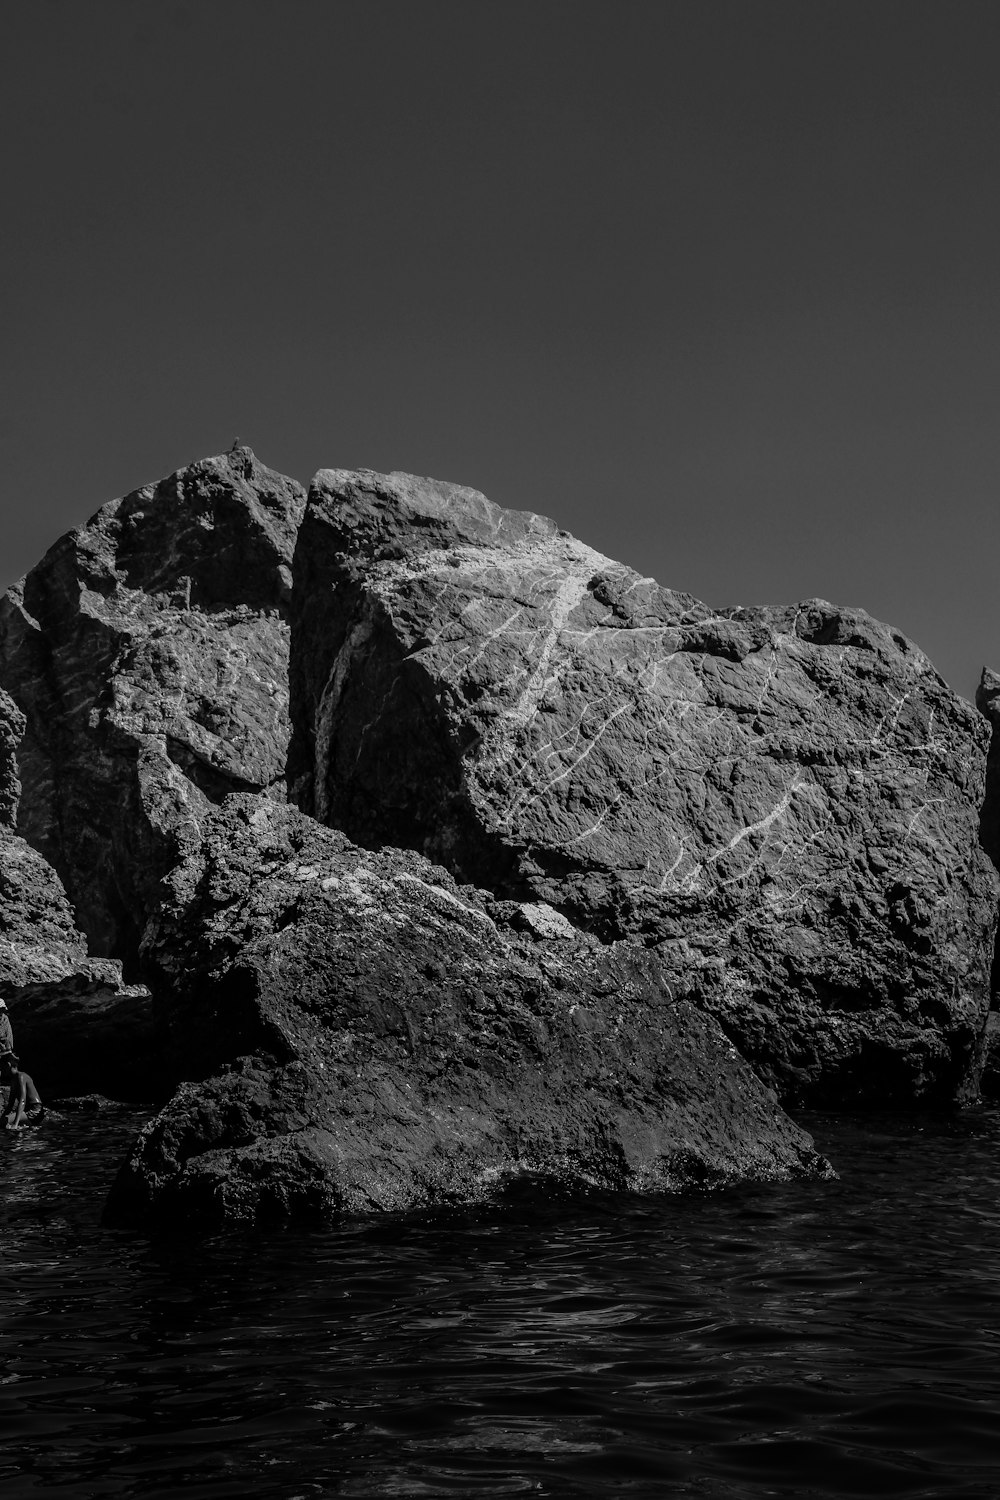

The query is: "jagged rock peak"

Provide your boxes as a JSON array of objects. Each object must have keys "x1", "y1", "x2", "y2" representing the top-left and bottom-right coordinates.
[
  {"x1": 0, "y1": 450, "x2": 306, "y2": 968},
  {"x1": 62, "y1": 446, "x2": 306, "y2": 613},
  {"x1": 977, "y1": 666, "x2": 1000, "y2": 718}
]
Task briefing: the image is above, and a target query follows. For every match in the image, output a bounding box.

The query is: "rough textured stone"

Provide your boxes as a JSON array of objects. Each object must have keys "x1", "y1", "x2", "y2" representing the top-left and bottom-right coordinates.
[
  {"x1": 0, "y1": 687, "x2": 24, "y2": 828},
  {"x1": 975, "y1": 667, "x2": 1000, "y2": 994},
  {"x1": 0, "y1": 448, "x2": 305, "y2": 969},
  {"x1": 289, "y1": 468, "x2": 998, "y2": 1108},
  {"x1": 0, "y1": 829, "x2": 88, "y2": 991},
  {"x1": 105, "y1": 795, "x2": 831, "y2": 1227}
]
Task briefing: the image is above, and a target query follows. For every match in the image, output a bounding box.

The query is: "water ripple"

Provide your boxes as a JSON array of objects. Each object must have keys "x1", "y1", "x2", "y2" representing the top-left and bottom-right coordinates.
[{"x1": 4, "y1": 1111, "x2": 1000, "y2": 1496}]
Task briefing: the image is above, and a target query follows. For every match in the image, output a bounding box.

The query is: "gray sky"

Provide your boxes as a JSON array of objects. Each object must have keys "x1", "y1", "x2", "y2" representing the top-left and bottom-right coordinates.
[{"x1": 4, "y1": 0, "x2": 1000, "y2": 696}]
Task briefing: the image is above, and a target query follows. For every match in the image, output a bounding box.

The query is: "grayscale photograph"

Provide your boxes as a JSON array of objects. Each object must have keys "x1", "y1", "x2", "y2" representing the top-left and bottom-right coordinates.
[{"x1": 2, "y1": 3, "x2": 1000, "y2": 1496}]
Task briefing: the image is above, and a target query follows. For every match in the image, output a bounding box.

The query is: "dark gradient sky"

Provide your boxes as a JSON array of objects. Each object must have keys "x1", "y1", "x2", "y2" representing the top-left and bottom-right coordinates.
[{"x1": 4, "y1": 0, "x2": 1000, "y2": 696}]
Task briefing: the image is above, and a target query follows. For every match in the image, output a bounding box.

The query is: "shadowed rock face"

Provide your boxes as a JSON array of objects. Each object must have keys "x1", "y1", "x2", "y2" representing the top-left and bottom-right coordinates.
[
  {"x1": 975, "y1": 667, "x2": 1000, "y2": 1008},
  {"x1": 105, "y1": 795, "x2": 832, "y2": 1227},
  {"x1": 0, "y1": 682, "x2": 158, "y2": 1096},
  {"x1": 976, "y1": 668, "x2": 1000, "y2": 862},
  {"x1": 289, "y1": 469, "x2": 998, "y2": 1108},
  {"x1": 0, "y1": 448, "x2": 305, "y2": 970},
  {"x1": 0, "y1": 686, "x2": 86, "y2": 1003}
]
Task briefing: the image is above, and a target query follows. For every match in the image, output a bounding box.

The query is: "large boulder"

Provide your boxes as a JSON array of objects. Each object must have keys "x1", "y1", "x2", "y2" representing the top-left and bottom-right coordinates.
[
  {"x1": 0, "y1": 448, "x2": 305, "y2": 969},
  {"x1": 105, "y1": 795, "x2": 831, "y2": 1227},
  {"x1": 288, "y1": 468, "x2": 998, "y2": 1108}
]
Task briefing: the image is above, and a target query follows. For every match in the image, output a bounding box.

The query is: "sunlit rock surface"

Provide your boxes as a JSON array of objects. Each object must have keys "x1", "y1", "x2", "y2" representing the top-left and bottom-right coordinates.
[
  {"x1": 0, "y1": 828, "x2": 89, "y2": 992},
  {"x1": 105, "y1": 795, "x2": 831, "y2": 1227},
  {"x1": 0, "y1": 686, "x2": 23, "y2": 827},
  {"x1": 0, "y1": 448, "x2": 305, "y2": 969},
  {"x1": 289, "y1": 468, "x2": 998, "y2": 1107}
]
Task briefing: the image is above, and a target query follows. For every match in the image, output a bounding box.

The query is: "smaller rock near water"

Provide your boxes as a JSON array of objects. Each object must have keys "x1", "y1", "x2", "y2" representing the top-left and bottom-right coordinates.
[{"x1": 106, "y1": 796, "x2": 832, "y2": 1227}]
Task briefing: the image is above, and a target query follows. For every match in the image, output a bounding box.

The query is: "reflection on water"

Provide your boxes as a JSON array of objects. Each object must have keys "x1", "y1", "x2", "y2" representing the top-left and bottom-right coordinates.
[{"x1": 3, "y1": 1109, "x2": 1000, "y2": 1497}]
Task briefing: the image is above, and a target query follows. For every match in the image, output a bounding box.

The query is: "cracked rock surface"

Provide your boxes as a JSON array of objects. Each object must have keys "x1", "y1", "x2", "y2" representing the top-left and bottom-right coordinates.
[
  {"x1": 290, "y1": 468, "x2": 998, "y2": 1107},
  {"x1": 0, "y1": 448, "x2": 305, "y2": 969},
  {"x1": 106, "y1": 795, "x2": 831, "y2": 1227}
]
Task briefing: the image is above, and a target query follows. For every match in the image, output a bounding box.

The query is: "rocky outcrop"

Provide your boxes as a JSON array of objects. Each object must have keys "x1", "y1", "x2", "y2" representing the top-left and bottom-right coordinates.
[
  {"x1": 289, "y1": 469, "x2": 998, "y2": 1108},
  {"x1": 1, "y1": 448, "x2": 995, "y2": 1231},
  {"x1": 105, "y1": 795, "x2": 832, "y2": 1227},
  {"x1": 0, "y1": 448, "x2": 305, "y2": 970}
]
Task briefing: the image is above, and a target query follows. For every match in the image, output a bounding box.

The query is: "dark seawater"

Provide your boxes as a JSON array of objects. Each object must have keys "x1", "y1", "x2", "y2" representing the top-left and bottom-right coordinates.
[{"x1": 4, "y1": 1111, "x2": 1000, "y2": 1499}]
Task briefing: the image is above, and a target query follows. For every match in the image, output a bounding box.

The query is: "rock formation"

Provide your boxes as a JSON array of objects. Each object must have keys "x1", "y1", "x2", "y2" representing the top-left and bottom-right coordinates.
[
  {"x1": 105, "y1": 795, "x2": 832, "y2": 1227},
  {"x1": 289, "y1": 469, "x2": 998, "y2": 1108},
  {"x1": 0, "y1": 448, "x2": 305, "y2": 970},
  {"x1": 2, "y1": 449, "x2": 997, "y2": 1226}
]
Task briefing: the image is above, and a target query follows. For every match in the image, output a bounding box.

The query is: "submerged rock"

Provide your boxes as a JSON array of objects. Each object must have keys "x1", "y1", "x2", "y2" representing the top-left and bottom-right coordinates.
[
  {"x1": 105, "y1": 796, "x2": 832, "y2": 1227},
  {"x1": 289, "y1": 469, "x2": 998, "y2": 1108},
  {"x1": 0, "y1": 447, "x2": 305, "y2": 970}
]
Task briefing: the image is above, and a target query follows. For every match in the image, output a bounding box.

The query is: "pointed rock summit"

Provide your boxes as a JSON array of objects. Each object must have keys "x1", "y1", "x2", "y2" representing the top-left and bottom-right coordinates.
[{"x1": 0, "y1": 448, "x2": 305, "y2": 967}]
